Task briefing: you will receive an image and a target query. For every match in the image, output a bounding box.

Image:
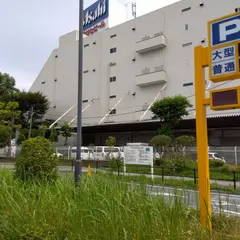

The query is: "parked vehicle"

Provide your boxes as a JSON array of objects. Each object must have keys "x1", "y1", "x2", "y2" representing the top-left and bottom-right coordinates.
[
  {"x1": 208, "y1": 152, "x2": 226, "y2": 163},
  {"x1": 53, "y1": 152, "x2": 63, "y2": 158},
  {"x1": 71, "y1": 147, "x2": 93, "y2": 160},
  {"x1": 197, "y1": 152, "x2": 226, "y2": 163},
  {"x1": 93, "y1": 146, "x2": 123, "y2": 161}
]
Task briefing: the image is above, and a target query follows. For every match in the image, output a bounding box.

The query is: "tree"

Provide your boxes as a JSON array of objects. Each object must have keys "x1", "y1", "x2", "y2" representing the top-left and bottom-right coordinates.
[
  {"x1": 105, "y1": 136, "x2": 116, "y2": 148},
  {"x1": 151, "y1": 95, "x2": 192, "y2": 136},
  {"x1": 60, "y1": 123, "x2": 73, "y2": 145},
  {"x1": 49, "y1": 127, "x2": 59, "y2": 143},
  {"x1": 0, "y1": 72, "x2": 19, "y2": 98},
  {"x1": 3, "y1": 91, "x2": 50, "y2": 128},
  {"x1": 105, "y1": 136, "x2": 122, "y2": 175},
  {"x1": 0, "y1": 102, "x2": 21, "y2": 149},
  {"x1": 175, "y1": 135, "x2": 195, "y2": 156},
  {"x1": 149, "y1": 135, "x2": 172, "y2": 159},
  {"x1": 0, "y1": 125, "x2": 10, "y2": 148}
]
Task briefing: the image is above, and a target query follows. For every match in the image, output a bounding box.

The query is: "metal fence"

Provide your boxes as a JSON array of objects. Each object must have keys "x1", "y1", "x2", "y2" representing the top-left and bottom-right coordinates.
[
  {"x1": 1, "y1": 145, "x2": 240, "y2": 165},
  {"x1": 96, "y1": 165, "x2": 240, "y2": 189}
]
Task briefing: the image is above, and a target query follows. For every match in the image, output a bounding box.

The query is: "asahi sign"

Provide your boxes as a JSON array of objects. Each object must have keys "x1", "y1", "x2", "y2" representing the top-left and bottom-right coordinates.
[{"x1": 83, "y1": 0, "x2": 109, "y2": 36}]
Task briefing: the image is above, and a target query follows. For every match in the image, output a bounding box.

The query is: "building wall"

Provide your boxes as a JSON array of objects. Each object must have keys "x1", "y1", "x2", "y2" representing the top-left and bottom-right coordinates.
[{"x1": 30, "y1": 0, "x2": 240, "y2": 128}]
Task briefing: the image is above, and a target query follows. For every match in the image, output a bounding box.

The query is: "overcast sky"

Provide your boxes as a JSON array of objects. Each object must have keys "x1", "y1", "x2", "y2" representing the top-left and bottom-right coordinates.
[{"x1": 0, "y1": 0, "x2": 179, "y2": 90}]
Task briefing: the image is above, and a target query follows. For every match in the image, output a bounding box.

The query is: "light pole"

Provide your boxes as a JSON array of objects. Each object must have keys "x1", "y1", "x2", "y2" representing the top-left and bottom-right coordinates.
[{"x1": 75, "y1": 0, "x2": 84, "y2": 186}]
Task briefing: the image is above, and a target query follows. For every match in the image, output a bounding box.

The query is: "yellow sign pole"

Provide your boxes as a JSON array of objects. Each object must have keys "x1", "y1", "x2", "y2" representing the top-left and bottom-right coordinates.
[{"x1": 194, "y1": 45, "x2": 212, "y2": 230}]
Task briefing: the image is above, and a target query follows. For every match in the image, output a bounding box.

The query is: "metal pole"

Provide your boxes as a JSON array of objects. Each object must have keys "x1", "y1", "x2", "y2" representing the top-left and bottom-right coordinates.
[
  {"x1": 75, "y1": 0, "x2": 84, "y2": 186},
  {"x1": 28, "y1": 106, "x2": 34, "y2": 139},
  {"x1": 194, "y1": 46, "x2": 211, "y2": 230}
]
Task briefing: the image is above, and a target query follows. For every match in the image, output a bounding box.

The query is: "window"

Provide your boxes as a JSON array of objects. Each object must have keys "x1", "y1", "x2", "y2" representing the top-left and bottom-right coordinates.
[
  {"x1": 110, "y1": 109, "x2": 116, "y2": 115},
  {"x1": 110, "y1": 62, "x2": 116, "y2": 67},
  {"x1": 185, "y1": 24, "x2": 188, "y2": 30},
  {"x1": 83, "y1": 70, "x2": 89, "y2": 73},
  {"x1": 84, "y1": 44, "x2": 89, "y2": 47},
  {"x1": 182, "y1": 42, "x2": 192, "y2": 47},
  {"x1": 41, "y1": 81, "x2": 46, "y2": 84},
  {"x1": 183, "y1": 82, "x2": 193, "y2": 87},
  {"x1": 110, "y1": 95, "x2": 116, "y2": 99},
  {"x1": 83, "y1": 100, "x2": 88, "y2": 103},
  {"x1": 182, "y1": 7, "x2": 191, "y2": 12},
  {"x1": 110, "y1": 34, "x2": 117, "y2": 38},
  {"x1": 110, "y1": 47, "x2": 117, "y2": 53},
  {"x1": 110, "y1": 76, "x2": 116, "y2": 82}
]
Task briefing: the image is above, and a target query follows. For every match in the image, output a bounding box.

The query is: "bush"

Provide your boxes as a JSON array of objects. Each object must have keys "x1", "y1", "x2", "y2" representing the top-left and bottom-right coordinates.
[
  {"x1": 150, "y1": 135, "x2": 172, "y2": 157},
  {"x1": 15, "y1": 137, "x2": 58, "y2": 181},
  {"x1": 164, "y1": 156, "x2": 196, "y2": 169},
  {"x1": 209, "y1": 159, "x2": 225, "y2": 168}
]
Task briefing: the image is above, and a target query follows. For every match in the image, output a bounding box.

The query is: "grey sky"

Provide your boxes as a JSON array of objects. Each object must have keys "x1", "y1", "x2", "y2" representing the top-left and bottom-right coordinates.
[{"x1": 0, "y1": 0, "x2": 178, "y2": 91}]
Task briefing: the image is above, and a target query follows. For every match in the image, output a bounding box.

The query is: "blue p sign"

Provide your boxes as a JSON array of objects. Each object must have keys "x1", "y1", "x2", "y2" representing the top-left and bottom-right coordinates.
[{"x1": 210, "y1": 14, "x2": 240, "y2": 47}]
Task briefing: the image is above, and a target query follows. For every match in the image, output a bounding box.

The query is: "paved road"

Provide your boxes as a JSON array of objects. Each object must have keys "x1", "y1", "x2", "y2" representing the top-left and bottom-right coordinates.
[{"x1": 128, "y1": 182, "x2": 240, "y2": 217}]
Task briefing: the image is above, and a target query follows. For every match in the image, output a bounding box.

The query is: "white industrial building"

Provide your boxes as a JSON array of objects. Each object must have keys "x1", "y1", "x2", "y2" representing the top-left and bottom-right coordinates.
[{"x1": 30, "y1": 0, "x2": 240, "y2": 146}]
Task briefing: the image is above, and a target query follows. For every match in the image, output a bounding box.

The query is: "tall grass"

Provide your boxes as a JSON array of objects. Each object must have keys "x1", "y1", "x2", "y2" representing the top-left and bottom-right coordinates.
[{"x1": 0, "y1": 170, "x2": 239, "y2": 239}]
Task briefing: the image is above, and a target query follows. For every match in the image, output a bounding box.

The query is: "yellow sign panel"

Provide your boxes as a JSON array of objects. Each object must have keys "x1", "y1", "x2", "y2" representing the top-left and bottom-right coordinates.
[
  {"x1": 208, "y1": 12, "x2": 240, "y2": 82},
  {"x1": 210, "y1": 86, "x2": 240, "y2": 110}
]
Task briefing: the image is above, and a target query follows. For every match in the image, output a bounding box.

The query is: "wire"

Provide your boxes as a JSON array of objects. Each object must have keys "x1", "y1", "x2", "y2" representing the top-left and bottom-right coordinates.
[{"x1": 43, "y1": 81, "x2": 234, "y2": 125}]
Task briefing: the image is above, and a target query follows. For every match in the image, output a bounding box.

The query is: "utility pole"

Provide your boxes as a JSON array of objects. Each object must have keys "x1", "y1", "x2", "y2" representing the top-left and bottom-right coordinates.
[
  {"x1": 28, "y1": 106, "x2": 34, "y2": 139},
  {"x1": 75, "y1": 0, "x2": 83, "y2": 186}
]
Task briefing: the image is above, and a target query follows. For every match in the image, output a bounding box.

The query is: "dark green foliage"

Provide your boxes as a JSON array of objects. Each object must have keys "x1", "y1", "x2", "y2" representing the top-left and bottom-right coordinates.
[
  {"x1": 0, "y1": 125, "x2": 10, "y2": 148},
  {"x1": 155, "y1": 158, "x2": 165, "y2": 166},
  {"x1": 151, "y1": 95, "x2": 192, "y2": 126},
  {"x1": 110, "y1": 156, "x2": 123, "y2": 175},
  {"x1": 209, "y1": 159, "x2": 225, "y2": 168},
  {"x1": 175, "y1": 135, "x2": 195, "y2": 148},
  {"x1": 164, "y1": 156, "x2": 196, "y2": 169},
  {"x1": 16, "y1": 133, "x2": 26, "y2": 146},
  {"x1": 48, "y1": 127, "x2": 59, "y2": 143},
  {"x1": 158, "y1": 123, "x2": 173, "y2": 137},
  {"x1": 0, "y1": 72, "x2": 19, "y2": 98},
  {"x1": 105, "y1": 136, "x2": 116, "y2": 147},
  {"x1": 60, "y1": 122, "x2": 73, "y2": 145},
  {"x1": 151, "y1": 95, "x2": 192, "y2": 135},
  {"x1": 15, "y1": 137, "x2": 58, "y2": 181},
  {"x1": 3, "y1": 91, "x2": 50, "y2": 128}
]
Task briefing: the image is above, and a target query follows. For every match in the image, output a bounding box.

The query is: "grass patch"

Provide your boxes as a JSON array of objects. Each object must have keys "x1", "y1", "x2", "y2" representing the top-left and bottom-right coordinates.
[{"x1": 0, "y1": 170, "x2": 240, "y2": 239}]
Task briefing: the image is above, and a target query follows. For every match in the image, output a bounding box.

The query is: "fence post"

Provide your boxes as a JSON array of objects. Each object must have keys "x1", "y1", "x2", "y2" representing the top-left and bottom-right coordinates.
[
  {"x1": 150, "y1": 164, "x2": 154, "y2": 180},
  {"x1": 96, "y1": 159, "x2": 99, "y2": 172},
  {"x1": 235, "y1": 146, "x2": 238, "y2": 166},
  {"x1": 123, "y1": 155, "x2": 126, "y2": 176},
  {"x1": 233, "y1": 170, "x2": 236, "y2": 190},
  {"x1": 193, "y1": 168, "x2": 197, "y2": 185},
  {"x1": 161, "y1": 167, "x2": 164, "y2": 181},
  {"x1": 68, "y1": 146, "x2": 71, "y2": 160}
]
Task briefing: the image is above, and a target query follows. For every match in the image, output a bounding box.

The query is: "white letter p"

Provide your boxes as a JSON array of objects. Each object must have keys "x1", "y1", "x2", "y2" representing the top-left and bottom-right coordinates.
[{"x1": 219, "y1": 19, "x2": 240, "y2": 41}]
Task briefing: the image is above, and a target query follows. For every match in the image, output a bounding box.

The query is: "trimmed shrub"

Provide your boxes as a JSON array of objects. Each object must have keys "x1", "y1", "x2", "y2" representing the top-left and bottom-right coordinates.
[
  {"x1": 209, "y1": 159, "x2": 225, "y2": 168},
  {"x1": 15, "y1": 137, "x2": 58, "y2": 181},
  {"x1": 164, "y1": 156, "x2": 196, "y2": 169}
]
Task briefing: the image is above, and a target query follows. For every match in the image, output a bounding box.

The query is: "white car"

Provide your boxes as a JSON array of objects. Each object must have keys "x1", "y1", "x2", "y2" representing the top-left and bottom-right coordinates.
[
  {"x1": 93, "y1": 146, "x2": 123, "y2": 161},
  {"x1": 71, "y1": 147, "x2": 93, "y2": 160},
  {"x1": 197, "y1": 152, "x2": 226, "y2": 163},
  {"x1": 208, "y1": 152, "x2": 226, "y2": 163},
  {"x1": 53, "y1": 152, "x2": 63, "y2": 158}
]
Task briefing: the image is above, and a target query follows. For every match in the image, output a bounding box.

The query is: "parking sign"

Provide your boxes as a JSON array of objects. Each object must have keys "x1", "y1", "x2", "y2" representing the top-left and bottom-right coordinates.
[{"x1": 208, "y1": 12, "x2": 240, "y2": 82}]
